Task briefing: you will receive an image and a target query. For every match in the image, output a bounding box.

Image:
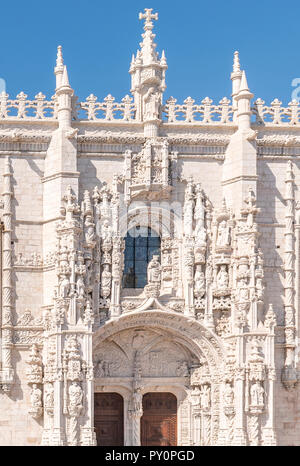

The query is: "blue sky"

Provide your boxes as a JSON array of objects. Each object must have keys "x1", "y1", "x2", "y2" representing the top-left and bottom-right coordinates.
[{"x1": 1, "y1": 0, "x2": 300, "y2": 105}]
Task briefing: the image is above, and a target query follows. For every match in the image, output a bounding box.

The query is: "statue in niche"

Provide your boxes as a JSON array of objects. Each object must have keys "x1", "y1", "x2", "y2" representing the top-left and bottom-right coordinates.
[
  {"x1": 217, "y1": 265, "x2": 229, "y2": 290},
  {"x1": 76, "y1": 273, "x2": 85, "y2": 299},
  {"x1": 31, "y1": 384, "x2": 42, "y2": 408},
  {"x1": 84, "y1": 214, "x2": 95, "y2": 245},
  {"x1": 44, "y1": 384, "x2": 54, "y2": 415},
  {"x1": 60, "y1": 274, "x2": 70, "y2": 298},
  {"x1": 101, "y1": 264, "x2": 112, "y2": 298},
  {"x1": 143, "y1": 87, "x2": 160, "y2": 120},
  {"x1": 250, "y1": 381, "x2": 264, "y2": 406},
  {"x1": 194, "y1": 265, "x2": 205, "y2": 298},
  {"x1": 95, "y1": 359, "x2": 110, "y2": 377},
  {"x1": 101, "y1": 220, "x2": 112, "y2": 247},
  {"x1": 68, "y1": 382, "x2": 83, "y2": 417},
  {"x1": 217, "y1": 220, "x2": 231, "y2": 247},
  {"x1": 200, "y1": 385, "x2": 211, "y2": 410},
  {"x1": 237, "y1": 277, "x2": 249, "y2": 301},
  {"x1": 224, "y1": 383, "x2": 234, "y2": 406},
  {"x1": 147, "y1": 255, "x2": 161, "y2": 284}
]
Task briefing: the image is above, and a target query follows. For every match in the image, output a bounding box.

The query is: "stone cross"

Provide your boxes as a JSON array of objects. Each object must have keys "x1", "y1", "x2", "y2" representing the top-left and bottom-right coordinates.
[{"x1": 139, "y1": 8, "x2": 158, "y2": 27}]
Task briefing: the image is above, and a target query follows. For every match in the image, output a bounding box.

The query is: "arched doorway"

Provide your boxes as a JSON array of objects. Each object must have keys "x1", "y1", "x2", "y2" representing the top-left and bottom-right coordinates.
[
  {"x1": 94, "y1": 393, "x2": 124, "y2": 446},
  {"x1": 141, "y1": 392, "x2": 177, "y2": 446}
]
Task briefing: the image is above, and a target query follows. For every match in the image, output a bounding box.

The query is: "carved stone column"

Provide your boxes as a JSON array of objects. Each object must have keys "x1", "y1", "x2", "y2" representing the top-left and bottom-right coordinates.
[
  {"x1": 282, "y1": 161, "x2": 297, "y2": 387},
  {"x1": 1, "y1": 157, "x2": 14, "y2": 391}
]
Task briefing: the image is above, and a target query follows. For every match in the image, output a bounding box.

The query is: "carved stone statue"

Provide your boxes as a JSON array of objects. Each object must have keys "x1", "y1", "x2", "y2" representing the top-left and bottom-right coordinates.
[
  {"x1": 101, "y1": 264, "x2": 112, "y2": 298},
  {"x1": 84, "y1": 214, "x2": 95, "y2": 245},
  {"x1": 237, "y1": 278, "x2": 249, "y2": 302},
  {"x1": 60, "y1": 274, "x2": 70, "y2": 298},
  {"x1": 217, "y1": 265, "x2": 229, "y2": 290},
  {"x1": 147, "y1": 255, "x2": 161, "y2": 284},
  {"x1": 224, "y1": 383, "x2": 234, "y2": 406},
  {"x1": 217, "y1": 220, "x2": 230, "y2": 247},
  {"x1": 131, "y1": 386, "x2": 143, "y2": 415},
  {"x1": 68, "y1": 382, "x2": 83, "y2": 418},
  {"x1": 44, "y1": 384, "x2": 54, "y2": 415},
  {"x1": 95, "y1": 359, "x2": 110, "y2": 377},
  {"x1": 194, "y1": 265, "x2": 205, "y2": 298},
  {"x1": 101, "y1": 220, "x2": 112, "y2": 247},
  {"x1": 200, "y1": 384, "x2": 211, "y2": 410},
  {"x1": 143, "y1": 87, "x2": 160, "y2": 120},
  {"x1": 31, "y1": 383, "x2": 42, "y2": 408},
  {"x1": 250, "y1": 381, "x2": 264, "y2": 406},
  {"x1": 76, "y1": 274, "x2": 85, "y2": 299}
]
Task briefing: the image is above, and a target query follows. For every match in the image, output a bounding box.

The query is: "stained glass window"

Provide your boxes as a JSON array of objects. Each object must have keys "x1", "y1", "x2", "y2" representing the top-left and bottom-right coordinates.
[{"x1": 123, "y1": 226, "x2": 161, "y2": 288}]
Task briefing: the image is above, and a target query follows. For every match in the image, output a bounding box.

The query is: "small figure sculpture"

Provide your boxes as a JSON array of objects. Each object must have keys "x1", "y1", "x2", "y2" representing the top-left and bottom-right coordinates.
[
  {"x1": 224, "y1": 383, "x2": 234, "y2": 406},
  {"x1": 147, "y1": 255, "x2": 161, "y2": 284},
  {"x1": 194, "y1": 265, "x2": 205, "y2": 298},
  {"x1": 101, "y1": 264, "x2": 112, "y2": 298},
  {"x1": 200, "y1": 384, "x2": 211, "y2": 410},
  {"x1": 217, "y1": 265, "x2": 229, "y2": 290},
  {"x1": 250, "y1": 381, "x2": 264, "y2": 406},
  {"x1": 217, "y1": 220, "x2": 230, "y2": 247}
]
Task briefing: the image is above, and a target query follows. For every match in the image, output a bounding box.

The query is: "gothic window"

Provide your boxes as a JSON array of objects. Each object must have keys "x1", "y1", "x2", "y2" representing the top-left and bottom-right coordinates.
[{"x1": 123, "y1": 226, "x2": 160, "y2": 289}]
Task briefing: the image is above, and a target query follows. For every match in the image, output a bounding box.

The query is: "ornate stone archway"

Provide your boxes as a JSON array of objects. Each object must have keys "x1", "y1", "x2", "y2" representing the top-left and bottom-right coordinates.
[{"x1": 92, "y1": 310, "x2": 225, "y2": 446}]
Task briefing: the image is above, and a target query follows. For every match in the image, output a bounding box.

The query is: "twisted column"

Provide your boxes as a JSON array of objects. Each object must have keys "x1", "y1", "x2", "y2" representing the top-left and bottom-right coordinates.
[
  {"x1": 1, "y1": 157, "x2": 14, "y2": 391},
  {"x1": 284, "y1": 161, "x2": 296, "y2": 368}
]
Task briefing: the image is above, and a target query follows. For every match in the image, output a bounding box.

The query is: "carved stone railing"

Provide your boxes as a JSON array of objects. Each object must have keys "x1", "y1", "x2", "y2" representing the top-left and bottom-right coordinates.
[
  {"x1": 0, "y1": 91, "x2": 57, "y2": 119},
  {"x1": 252, "y1": 98, "x2": 300, "y2": 126},
  {"x1": 78, "y1": 94, "x2": 136, "y2": 121},
  {"x1": 2, "y1": 89, "x2": 300, "y2": 127},
  {"x1": 162, "y1": 96, "x2": 234, "y2": 124}
]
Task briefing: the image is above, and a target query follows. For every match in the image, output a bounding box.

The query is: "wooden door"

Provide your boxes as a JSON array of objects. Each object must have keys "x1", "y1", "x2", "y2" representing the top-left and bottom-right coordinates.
[
  {"x1": 141, "y1": 392, "x2": 177, "y2": 446},
  {"x1": 94, "y1": 393, "x2": 124, "y2": 446}
]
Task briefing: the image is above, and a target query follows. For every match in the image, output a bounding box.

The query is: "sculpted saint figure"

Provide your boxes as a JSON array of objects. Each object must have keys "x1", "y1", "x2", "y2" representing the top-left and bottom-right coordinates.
[
  {"x1": 44, "y1": 384, "x2": 54, "y2": 413},
  {"x1": 147, "y1": 255, "x2": 161, "y2": 284},
  {"x1": 143, "y1": 87, "x2": 160, "y2": 120},
  {"x1": 60, "y1": 274, "x2": 70, "y2": 298},
  {"x1": 224, "y1": 383, "x2": 234, "y2": 406},
  {"x1": 31, "y1": 384, "x2": 42, "y2": 408},
  {"x1": 200, "y1": 385, "x2": 211, "y2": 410},
  {"x1": 76, "y1": 274, "x2": 85, "y2": 299},
  {"x1": 68, "y1": 382, "x2": 83, "y2": 417},
  {"x1": 250, "y1": 381, "x2": 264, "y2": 406},
  {"x1": 101, "y1": 220, "x2": 112, "y2": 246},
  {"x1": 217, "y1": 265, "x2": 229, "y2": 290},
  {"x1": 194, "y1": 265, "x2": 205, "y2": 297},
  {"x1": 131, "y1": 387, "x2": 143, "y2": 415},
  {"x1": 101, "y1": 264, "x2": 112, "y2": 298},
  {"x1": 84, "y1": 214, "x2": 95, "y2": 245},
  {"x1": 217, "y1": 220, "x2": 230, "y2": 247}
]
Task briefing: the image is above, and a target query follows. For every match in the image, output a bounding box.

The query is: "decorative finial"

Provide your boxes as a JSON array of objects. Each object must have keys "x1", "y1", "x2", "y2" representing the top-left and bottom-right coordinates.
[
  {"x1": 233, "y1": 50, "x2": 240, "y2": 73},
  {"x1": 139, "y1": 8, "x2": 158, "y2": 28},
  {"x1": 56, "y1": 45, "x2": 64, "y2": 67}
]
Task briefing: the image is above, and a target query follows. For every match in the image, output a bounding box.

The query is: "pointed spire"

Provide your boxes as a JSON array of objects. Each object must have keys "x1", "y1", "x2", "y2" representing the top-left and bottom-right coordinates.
[
  {"x1": 235, "y1": 69, "x2": 254, "y2": 130},
  {"x1": 160, "y1": 50, "x2": 167, "y2": 66},
  {"x1": 239, "y1": 70, "x2": 249, "y2": 93},
  {"x1": 61, "y1": 65, "x2": 70, "y2": 88}
]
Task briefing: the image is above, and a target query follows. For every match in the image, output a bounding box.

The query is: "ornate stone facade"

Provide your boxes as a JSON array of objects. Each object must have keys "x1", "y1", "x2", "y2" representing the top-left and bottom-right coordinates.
[{"x1": 0, "y1": 8, "x2": 300, "y2": 446}]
